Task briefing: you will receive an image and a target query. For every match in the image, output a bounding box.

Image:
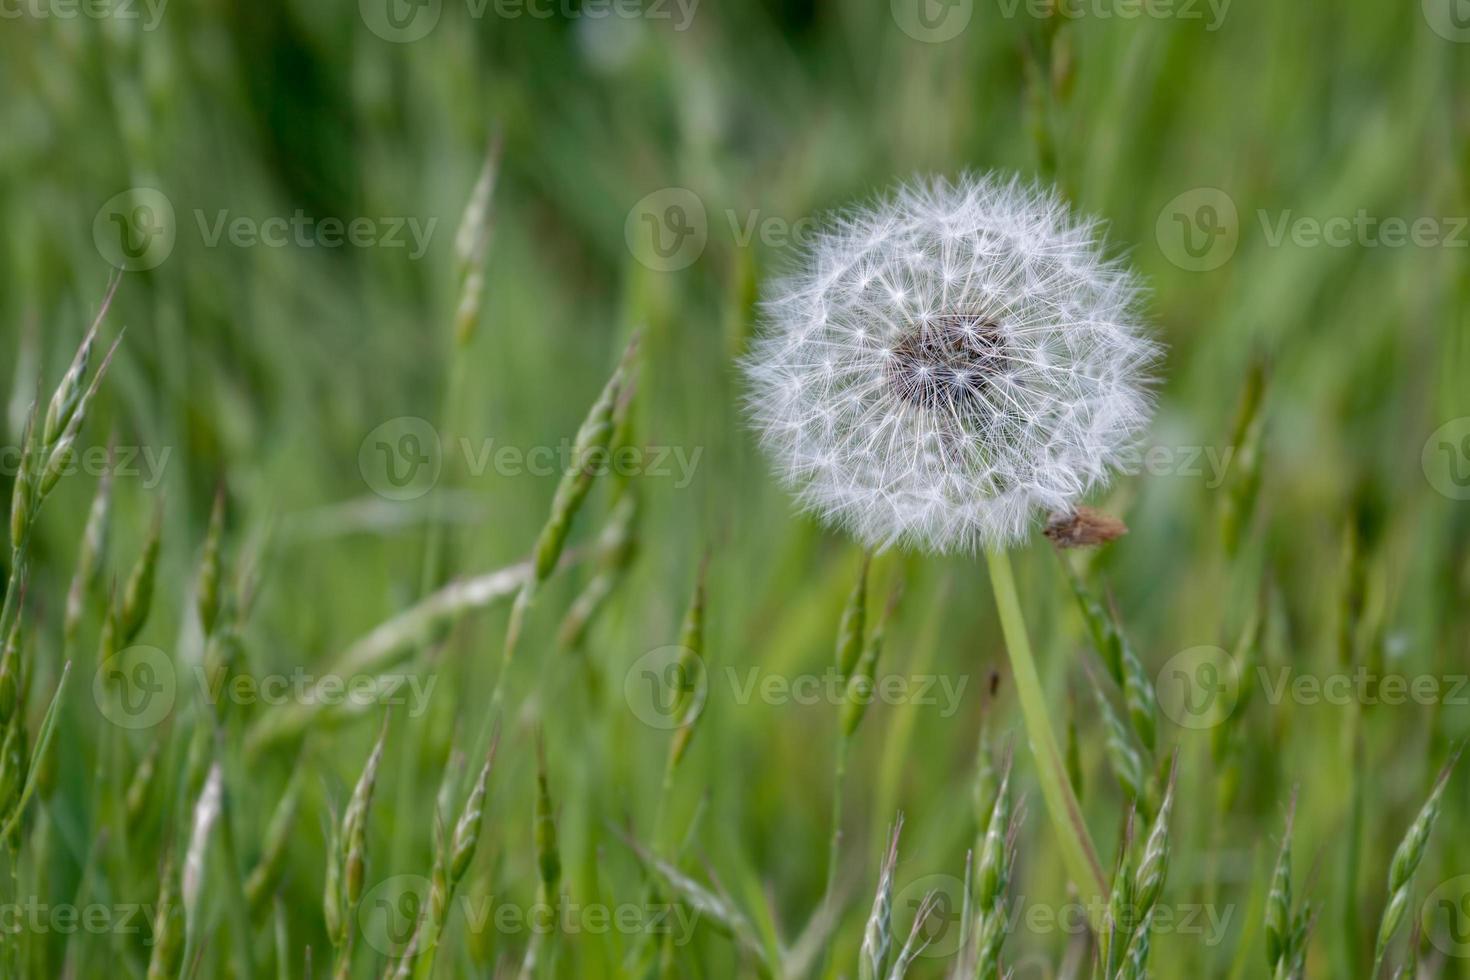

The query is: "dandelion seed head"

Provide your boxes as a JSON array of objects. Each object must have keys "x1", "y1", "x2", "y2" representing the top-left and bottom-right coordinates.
[{"x1": 742, "y1": 174, "x2": 1160, "y2": 553}]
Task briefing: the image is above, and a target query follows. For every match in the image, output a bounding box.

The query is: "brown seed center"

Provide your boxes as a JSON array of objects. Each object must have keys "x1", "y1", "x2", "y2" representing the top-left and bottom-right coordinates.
[{"x1": 886, "y1": 314, "x2": 1005, "y2": 411}]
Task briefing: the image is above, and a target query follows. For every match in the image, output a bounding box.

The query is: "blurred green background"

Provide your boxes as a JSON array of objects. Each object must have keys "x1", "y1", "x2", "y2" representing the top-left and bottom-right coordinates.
[{"x1": 1, "y1": 0, "x2": 1469, "y2": 976}]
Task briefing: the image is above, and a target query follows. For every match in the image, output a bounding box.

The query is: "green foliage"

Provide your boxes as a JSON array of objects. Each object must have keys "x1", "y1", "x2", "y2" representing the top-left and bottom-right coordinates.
[{"x1": 0, "y1": 3, "x2": 1465, "y2": 977}]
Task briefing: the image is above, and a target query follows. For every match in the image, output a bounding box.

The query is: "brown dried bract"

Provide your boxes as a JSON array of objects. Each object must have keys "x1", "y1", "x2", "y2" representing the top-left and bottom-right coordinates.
[{"x1": 1043, "y1": 507, "x2": 1128, "y2": 548}]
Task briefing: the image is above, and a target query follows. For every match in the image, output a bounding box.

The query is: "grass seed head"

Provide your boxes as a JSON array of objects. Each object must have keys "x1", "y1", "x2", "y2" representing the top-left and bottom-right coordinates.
[
  {"x1": 977, "y1": 754, "x2": 1013, "y2": 909},
  {"x1": 183, "y1": 763, "x2": 224, "y2": 930},
  {"x1": 450, "y1": 733, "x2": 499, "y2": 885},
  {"x1": 120, "y1": 501, "x2": 164, "y2": 643},
  {"x1": 64, "y1": 450, "x2": 114, "y2": 647},
  {"x1": 125, "y1": 734, "x2": 162, "y2": 831},
  {"x1": 39, "y1": 332, "x2": 125, "y2": 502},
  {"x1": 1374, "y1": 750, "x2": 1460, "y2": 970},
  {"x1": 43, "y1": 275, "x2": 119, "y2": 447},
  {"x1": 858, "y1": 813, "x2": 902, "y2": 980},
  {"x1": 533, "y1": 736, "x2": 561, "y2": 896},
  {"x1": 834, "y1": 552, "x2": 870, "y2": 678},
  {"x1": 1264, "y1": 793, "x2": 1296, "y2": 969},
  {"x1": 197, "y1": 485, "x2": 226, "y2": 638},
  {"x1": 323, "y1": 816, "x2": 345, "y2": 946},
  {"x1": 452, "y1": 134, "x2": 503, "y2": 348},
  {"x1": 1132, "y1": 758, "x2": 1177, "y2": 916},
  {"x1": 0, "y1": 619, "x2": 21, "y2": 726},
  {"x1": 341, "y1": 718, "x2": 389, "y2": 909},
  {"x1": 669, "y1": 555, "x2": 711, "y2": 769},
  {"x1": 8, "y1": 406, "x2": 37, "y2": 552},
  {"x1": 145, "y1": 852, "x2": 183, "y2": 980},
  {"x1": 531, "y1": 331, "x2": 641, "y2": 585}
]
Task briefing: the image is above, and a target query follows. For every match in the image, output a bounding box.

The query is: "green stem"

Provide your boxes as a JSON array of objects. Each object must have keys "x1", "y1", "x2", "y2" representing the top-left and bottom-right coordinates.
[
  {"x1": 824, "y1": 732, "x2": 849, "y2": 907},
  {"x1": 984, "y1": 548, "x2": 1107, "y2": 918},
  {"x1": 814, "y1": 732, "x2": 849, "y2": 980}
]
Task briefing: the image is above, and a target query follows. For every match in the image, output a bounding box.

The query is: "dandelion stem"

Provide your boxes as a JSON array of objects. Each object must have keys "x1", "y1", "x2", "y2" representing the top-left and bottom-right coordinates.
[{"x1": 984, "y1": 547, "x2": 1107, "y2": 916}]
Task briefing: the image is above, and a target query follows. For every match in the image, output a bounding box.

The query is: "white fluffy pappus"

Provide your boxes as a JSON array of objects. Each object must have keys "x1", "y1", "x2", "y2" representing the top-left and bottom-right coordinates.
[{"x1": 742, "y1": 174, "x2": 1161, "y2": 554}]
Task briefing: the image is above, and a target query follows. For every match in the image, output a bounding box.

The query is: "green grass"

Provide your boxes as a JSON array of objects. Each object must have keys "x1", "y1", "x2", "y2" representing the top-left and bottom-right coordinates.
[{"x1": 1, "y1": 1, "x2": 1468, "y2": 976}]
